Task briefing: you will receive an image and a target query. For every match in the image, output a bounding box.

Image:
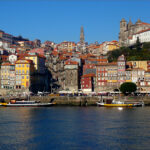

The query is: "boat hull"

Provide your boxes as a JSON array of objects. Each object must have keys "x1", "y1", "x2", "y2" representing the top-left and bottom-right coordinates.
[
  {"x1": 2, "y1": 103, "x2": 54, "y2": 107},
  {"x1": 97, "y1": 102, "x2": 133, "y2": 107}
]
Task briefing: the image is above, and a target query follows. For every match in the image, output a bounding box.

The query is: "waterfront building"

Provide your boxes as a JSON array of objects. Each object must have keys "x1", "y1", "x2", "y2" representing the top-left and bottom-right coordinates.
[
  {"x1": 64, "y1": 60, "x2": 79, "y2": 92},
  {"x1": 117, "y1": 55, "x2": 126, "y2": 85},
  {"x1": 96, "y1": 63, "x2": 108, "y2": 91},
  {"x1": 131, "y1": 68, "x2": 145, "y2": 85},
  {"x1": 15, "y1": 59, "x2": 34, "y2": 89},
  {"x1": 125, "y1": 68, "x2": 132, "y2": 82},
  {"x1": 81, "y1": 73, "x2": 95, "y2": 93},
  {"x1": 144, "y1": 71, "x2": 150, "y2": 86},
  {"x1": 9, "y1": 64, "x2": 16, "y2": 89},
  {"x1": 107, "y1": 62, "x2": 118, "y2": 87},
  {"x1": 1, "y1": 62, "x2": 11, "y2": 89}
]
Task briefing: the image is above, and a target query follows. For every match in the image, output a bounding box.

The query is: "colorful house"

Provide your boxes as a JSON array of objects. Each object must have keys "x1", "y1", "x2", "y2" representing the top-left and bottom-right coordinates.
[
  {"x1": 25, "y1": 53, "x2": 46, "y2": 74},
  {"x1": 15, "y1": 59, "x2": 34, "y2": 89},
  {"x1": 81, "y1": 73, "x2": 95, "y2": 93}
]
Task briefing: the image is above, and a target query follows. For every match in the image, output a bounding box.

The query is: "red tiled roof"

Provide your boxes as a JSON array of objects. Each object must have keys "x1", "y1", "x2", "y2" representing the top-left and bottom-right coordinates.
[
  {"x1": 1, "y1": 62, "x2": 11, "y2": 66},
  {"x1": 65, "y1": 60, "x2": 78, "y2": 65},
  {"x1": 139, "y1": 22, "x2": 150, "y2": 26},
  {"x1": 52, "y1": 50, "x2": 58, "y2": 56},
  {"x1": 82, "y1": 73, "x2": 95, "y2": 78},
  {"x1": 135, "y1": 28, "x2": 150, "y2": 35},
  {"x1": 15, "y1": 59, "x2": 34, "y2": 64}
]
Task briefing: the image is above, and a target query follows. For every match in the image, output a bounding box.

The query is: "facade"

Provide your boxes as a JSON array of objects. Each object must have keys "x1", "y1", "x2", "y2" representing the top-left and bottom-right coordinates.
[
  {"x1": 9, "y1": 64, "x2": 16, "y2": 89},
  {"x1": 25, "y1": 53, "x2": 46, "y2": 74},
  {"x1": 117, "y1": 55, "x2": 126, "y2": 85},
  {"x1": 131, "y1": 68, "x2": 145, "y2": 85},
  {"x1": 57, "y1": 41, "x2": 76, "y2": 52},
  {"x1": 101, "y1": 41, "x2": 120, "y2": 55},
  {"x1": 0, "y1": 30, "x2": 13, "y2": 44},
  {"x1": 119, "y1": 18, "x2": 150, "y2": 46},
  {"x1": 129, "y1": 61, "x2": 148, "y2": 71},
  {"x1": 64, "y1": 60, "x2": 79, "y2": 91},
  {"x1": 96, "y1": 64, "x2": 108, "y2": 91},
  {"x1": 1, "y1": 63, "x2": 11, "y2": 89},
  {"x1": 128, "y1": 29, "x2": 150, "y2": 46},
  {"x1": 15, "y1": 59, "x2": 34, "y2": 89},
  {"x1": 8, "y1": 54, "x2": 17, "y2": 64},
  {"x1": 81, "y1": 73, "x2": 95, "y2": 92},
  {"x1": 107, "y1": 62, "x2": 118, "y2": 87}
]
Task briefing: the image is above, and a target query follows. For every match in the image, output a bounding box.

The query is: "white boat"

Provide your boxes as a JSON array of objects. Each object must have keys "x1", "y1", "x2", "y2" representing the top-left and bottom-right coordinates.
[{"x1": 2, "y1": 100, "x2": 55, "y2": 107}]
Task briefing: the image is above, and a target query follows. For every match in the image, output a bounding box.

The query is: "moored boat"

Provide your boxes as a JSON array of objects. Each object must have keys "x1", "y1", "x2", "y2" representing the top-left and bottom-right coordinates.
[
  {"x1": 2, "y1": 100, "x2": 55, "y2": 107},
  {"x1": 0, "y1": 98, "x2": 7, "y2": 106},
  {"x1": 96, "y1": 98, "x2": 144, "y2": 107}
]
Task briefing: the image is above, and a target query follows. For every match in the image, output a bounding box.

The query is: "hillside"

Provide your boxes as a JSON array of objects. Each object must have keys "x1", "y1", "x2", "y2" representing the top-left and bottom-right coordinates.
[{"x1": 108, "y1": 42, "x2": 150, "y2": 62}]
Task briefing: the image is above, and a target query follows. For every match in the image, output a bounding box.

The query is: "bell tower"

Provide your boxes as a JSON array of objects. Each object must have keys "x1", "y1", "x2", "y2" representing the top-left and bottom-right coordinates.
[{"x1": 80, "y1": 26, "x2": 85, "y2": 44}]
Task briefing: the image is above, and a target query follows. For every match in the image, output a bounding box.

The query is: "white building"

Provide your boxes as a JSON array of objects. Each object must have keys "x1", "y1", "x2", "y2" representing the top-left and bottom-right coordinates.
[
  {"x1": 8, "y1": 54, "x2": 17, "y2": 64},
  {"x1": 128, "y1": 28, "x2": 150, "y2": 46}
]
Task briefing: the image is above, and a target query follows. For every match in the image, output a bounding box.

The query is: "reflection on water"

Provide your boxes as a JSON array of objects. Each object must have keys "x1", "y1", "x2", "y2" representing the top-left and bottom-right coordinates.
[{"x1": 0, "y1": 107, "x2": 150, "y2": 150}]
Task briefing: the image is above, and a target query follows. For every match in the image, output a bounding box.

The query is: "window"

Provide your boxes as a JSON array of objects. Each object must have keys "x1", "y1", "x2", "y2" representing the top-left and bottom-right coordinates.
[
  {"x1": 22, "y1": 76, "x2": 24, "y2": 79},
  {"x1": 26, "y1": 76, "x2": 29, "y2": 79}
]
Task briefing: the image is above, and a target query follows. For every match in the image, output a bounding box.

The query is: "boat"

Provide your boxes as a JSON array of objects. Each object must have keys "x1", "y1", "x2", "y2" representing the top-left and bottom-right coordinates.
[
  {"x1": 96, "y1": 98, "x2": 144, "y2": 107},
  {"x1": 0, "y1": 98, "x2": 7, "y2": 106},
  {"x1": 2, "y1": 100, "x2": 55, "y2": 107}
]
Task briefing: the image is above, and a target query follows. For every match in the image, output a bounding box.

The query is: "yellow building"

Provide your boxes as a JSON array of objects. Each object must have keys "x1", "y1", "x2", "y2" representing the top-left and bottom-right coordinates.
[
  {"x1": 15, "y1": 59, "x2": 34, "y2": 89},
  {"x1": 25, "y1": 53, "x2": 46, "y2": 74},
  {"x1": 129, "y1": 61, "x2": 148, "y2": 71},
  {"x1": 107, "y1": 41, "x2": 120, "y2": 52}
]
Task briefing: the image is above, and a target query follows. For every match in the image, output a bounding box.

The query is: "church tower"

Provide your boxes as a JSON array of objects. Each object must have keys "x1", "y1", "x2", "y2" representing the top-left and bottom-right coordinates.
[
  {"x1": 80, "y1": 26, "x2": 85, "y2": 44},
  {"x1": 119, "y1": 18, "x2": 127, "y2": 46}
]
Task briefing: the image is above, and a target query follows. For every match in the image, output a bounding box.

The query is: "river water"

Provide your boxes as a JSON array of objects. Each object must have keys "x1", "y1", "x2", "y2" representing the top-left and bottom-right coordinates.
[{"x1": 0, "y1": 106, "x2": 150, "y2": 150}]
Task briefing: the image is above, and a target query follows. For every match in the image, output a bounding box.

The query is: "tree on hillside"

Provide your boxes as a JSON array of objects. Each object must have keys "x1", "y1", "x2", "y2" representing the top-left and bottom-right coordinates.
[
  {"x1": 135, "y1": 37, "x2": 141, "y2": 51},
  {"x1": 120, "y1": 82, "x2": 137, "y2": 95}
]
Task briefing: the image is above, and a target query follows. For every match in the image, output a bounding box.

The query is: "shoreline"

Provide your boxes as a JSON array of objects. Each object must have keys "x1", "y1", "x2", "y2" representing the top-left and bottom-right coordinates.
[{"x1": 2, "y1": 95, "x2": 150, "y2": 106}]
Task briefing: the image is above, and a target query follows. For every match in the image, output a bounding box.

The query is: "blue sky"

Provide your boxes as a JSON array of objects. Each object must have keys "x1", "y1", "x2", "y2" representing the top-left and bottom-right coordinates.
[{"x1": 0, "y1": 0, "x2": 150, "y2": 44}]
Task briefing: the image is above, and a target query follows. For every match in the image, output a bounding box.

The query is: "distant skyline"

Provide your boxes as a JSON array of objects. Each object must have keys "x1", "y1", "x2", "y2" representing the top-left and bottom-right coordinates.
[{"x1": 0, "y1": 0, "x2": 150, "y2": 44}]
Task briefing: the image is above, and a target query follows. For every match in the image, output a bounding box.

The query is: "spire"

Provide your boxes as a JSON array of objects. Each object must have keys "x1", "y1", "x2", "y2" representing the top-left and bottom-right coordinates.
[
  {"x1": 128, "y1": 18, "x2": 133, "y2": 29},
  {"x1": 80, "y1": 26, "x2": 84, "y2": 44},
  {"x1": 128, "y1": 18, "x2": 133, "y2": 25},
  {"x1": 121, "y1": 18, "x2": 126, "y2": 22},
  {"x1": 136, "y1": 18, "x2": 142, "y2": 24}
]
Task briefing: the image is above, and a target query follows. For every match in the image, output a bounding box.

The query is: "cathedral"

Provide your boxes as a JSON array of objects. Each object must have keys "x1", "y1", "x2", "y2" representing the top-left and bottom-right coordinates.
[{"x1": 119, "y1": 18, "x2": 150, "y2": 46}]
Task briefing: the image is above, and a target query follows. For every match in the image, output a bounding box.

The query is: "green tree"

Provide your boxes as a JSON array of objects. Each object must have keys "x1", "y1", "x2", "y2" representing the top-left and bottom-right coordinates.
[
  {"x1": 135, "y1": 37, "x2": 141, "y2": 51},
  {"x1": 120, "y1": 82, "x2": 137, "y2": 95}
]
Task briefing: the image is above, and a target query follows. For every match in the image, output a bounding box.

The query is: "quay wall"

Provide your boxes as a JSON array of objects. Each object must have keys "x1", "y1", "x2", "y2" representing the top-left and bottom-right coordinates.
[
  {"x1": 3, "y1": 96, "x2": 150, "y2": 106},
  {"x1": 30, "y1": 96, "x2": 99, "y2": 106}
]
